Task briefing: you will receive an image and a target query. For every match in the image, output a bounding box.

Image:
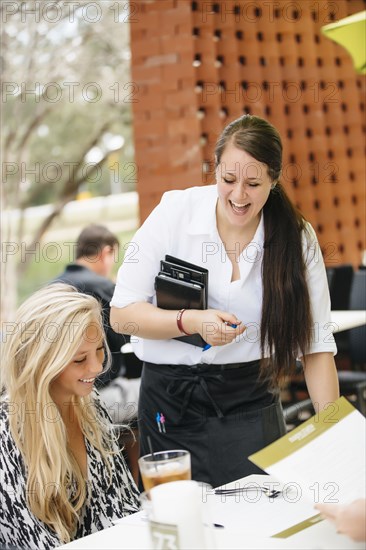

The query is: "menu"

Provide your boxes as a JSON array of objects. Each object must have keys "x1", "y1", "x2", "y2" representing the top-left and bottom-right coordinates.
[{"x1": 249, "y1": 397, "x2": 366, "y2": 506}]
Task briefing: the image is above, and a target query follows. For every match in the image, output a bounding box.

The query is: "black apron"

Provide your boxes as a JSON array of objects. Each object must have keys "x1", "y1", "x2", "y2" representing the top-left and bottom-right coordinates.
[{"x1": 138, "y1": 360, "x2": 286, "y2": 488}]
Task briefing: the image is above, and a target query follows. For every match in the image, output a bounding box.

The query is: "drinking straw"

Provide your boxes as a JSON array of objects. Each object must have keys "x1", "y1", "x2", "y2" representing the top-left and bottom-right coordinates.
[
  {"x1": 147, "y1": 435, "x2": 155, "y2": 458},
  {"x1": 147, "y1": 435, "x2": 158, "y2": 471}
]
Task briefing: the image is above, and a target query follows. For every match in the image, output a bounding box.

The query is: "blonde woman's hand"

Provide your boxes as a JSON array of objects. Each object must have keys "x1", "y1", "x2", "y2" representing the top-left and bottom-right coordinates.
[
  {"x1": 182, "y1": 309, "x2": 246, "y2": 347},
  {"x1": 315, "y1": 500, "x2": 366, "y2": 542}
]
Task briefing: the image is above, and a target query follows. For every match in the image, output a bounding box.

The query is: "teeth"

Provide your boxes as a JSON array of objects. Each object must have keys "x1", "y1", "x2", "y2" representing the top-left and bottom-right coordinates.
[
  {"x1": 231, "y1": 201, "x2": 249, "y2": 208},
  {"x1": 79, "y1": 378, "x2": 95, "y2": 383}
]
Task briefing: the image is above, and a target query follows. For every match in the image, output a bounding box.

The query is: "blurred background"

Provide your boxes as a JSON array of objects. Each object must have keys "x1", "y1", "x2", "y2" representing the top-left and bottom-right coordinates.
[
  {"x1": 2, "y1": 0, "x2": 136, "y2": 316},
  {"x1": 1, "y1": 0, "x2": 365, "y2": 322}
]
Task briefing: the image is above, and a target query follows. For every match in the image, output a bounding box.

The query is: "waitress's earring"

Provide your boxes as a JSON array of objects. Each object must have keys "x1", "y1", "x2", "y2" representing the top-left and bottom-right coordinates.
[{"x1": 271, "y1": 183, "x2": 277, "y2": 190}]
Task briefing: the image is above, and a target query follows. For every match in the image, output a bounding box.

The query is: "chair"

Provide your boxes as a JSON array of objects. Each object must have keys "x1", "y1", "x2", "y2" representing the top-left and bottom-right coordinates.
[
  {"x1": 120, "y1": 343, "x2": 143, "y2": 484},
  {"x1": 348, "y1": 270, "x2": 366, "y2": 368},
  {"x1": 121, "y1": 342, "x2": 143, "y2": 379},
  {"x1": 331, "y1": 270, "x2": 366, "y2": 414},
  {"x1": 120, "y1": 424, "x2": 140, "y2": 485},
  {"x1": 326, "y1": 264, "x2": 354, "y2": 310},
  {"x1": 326, "y1": 265, "x2": 354, "y2": 356},
  {"x1": 289, "y1": 268, "x2": 366, "y2": 413},
  {"x1": 288, "y1": 363, "x2": 366, "y2": 416}
]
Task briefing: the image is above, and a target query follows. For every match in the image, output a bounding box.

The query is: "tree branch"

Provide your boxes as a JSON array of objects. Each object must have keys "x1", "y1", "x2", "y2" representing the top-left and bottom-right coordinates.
[
  {"x1": 17, "y1": 141, "x2": 122, "y2": 275},
  {"x1": 19, "y1": 121, "x2": 112, "y2": 210},
  {"x1": 17, "y1": 106, "x2": 53, "y2": 152}
]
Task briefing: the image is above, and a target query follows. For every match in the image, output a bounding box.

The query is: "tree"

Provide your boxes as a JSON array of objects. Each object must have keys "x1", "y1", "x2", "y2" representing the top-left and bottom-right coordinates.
[{"x1": 1, "y1": 0, "x2": 136, "y2": 320}]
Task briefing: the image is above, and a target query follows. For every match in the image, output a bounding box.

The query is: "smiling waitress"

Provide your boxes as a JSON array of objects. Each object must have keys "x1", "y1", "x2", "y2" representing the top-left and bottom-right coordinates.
[{"x1": 110, "y1": 114, "x2": 339, "y2": 487}]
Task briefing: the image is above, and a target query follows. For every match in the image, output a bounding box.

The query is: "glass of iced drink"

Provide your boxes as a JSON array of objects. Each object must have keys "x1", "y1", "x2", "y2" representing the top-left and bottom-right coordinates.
[{"x1": 138, "y1": 450, "x2": 191, "y2": 491}]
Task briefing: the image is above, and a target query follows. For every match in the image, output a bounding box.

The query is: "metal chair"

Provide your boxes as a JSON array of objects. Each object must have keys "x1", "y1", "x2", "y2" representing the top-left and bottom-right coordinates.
[
  {"x1": 288, "y1": 363, "x2": 366, "y2": 417},
  {"x1": 289, "y1": 269, "x2": 366, "y2": 415}
]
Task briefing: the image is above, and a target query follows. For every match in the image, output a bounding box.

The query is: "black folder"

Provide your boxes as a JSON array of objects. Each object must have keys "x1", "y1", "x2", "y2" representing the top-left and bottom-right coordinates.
[{"x1": 155, "y1": 256, "x2": 208, "y2": 347}]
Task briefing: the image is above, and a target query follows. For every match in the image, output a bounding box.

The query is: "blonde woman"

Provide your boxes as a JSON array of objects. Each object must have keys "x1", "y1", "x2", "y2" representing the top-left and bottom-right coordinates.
[{"x1": 0, "y1": 284, "x2": 139, "y2": 549}]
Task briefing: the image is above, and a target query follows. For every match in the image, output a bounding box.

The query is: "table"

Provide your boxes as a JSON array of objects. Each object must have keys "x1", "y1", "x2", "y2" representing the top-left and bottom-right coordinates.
[
  {"x1": 59, "y1": 475, "x2": 364, "y2": 550},
  {"x1": 331, "y1": 310, "x2": 366, "y2": 332}
]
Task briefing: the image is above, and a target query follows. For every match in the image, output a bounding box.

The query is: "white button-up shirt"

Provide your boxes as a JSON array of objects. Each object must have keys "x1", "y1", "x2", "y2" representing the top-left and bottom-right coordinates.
[{"x1": 111, "y1": 185, "x2": 337, "y2": 365}]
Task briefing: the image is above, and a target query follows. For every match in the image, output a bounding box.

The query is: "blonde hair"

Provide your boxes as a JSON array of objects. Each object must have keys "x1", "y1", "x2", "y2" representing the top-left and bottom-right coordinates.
[{"x1": 1, "y1": 284, "x2": 114, "y2": 543}]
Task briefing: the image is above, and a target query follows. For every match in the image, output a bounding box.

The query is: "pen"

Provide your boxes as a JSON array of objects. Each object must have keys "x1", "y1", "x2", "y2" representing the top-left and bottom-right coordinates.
[{"x1": 202, "y1": 323, "x2": 238, "y2": 351}]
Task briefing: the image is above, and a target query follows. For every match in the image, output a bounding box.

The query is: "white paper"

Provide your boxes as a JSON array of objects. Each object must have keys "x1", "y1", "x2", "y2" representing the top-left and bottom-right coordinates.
[
  {"x1": 249, "y1": 398, "x2": 365, "y2": 507},
  {"x1": 268, "y1": 410, "x2": 365, "y2": 504}
]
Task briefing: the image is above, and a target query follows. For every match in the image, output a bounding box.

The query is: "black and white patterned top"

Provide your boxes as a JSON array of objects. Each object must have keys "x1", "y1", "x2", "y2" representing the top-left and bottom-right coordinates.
[{"x1": 0, "y1": 392, "x2": 140, "y2": 549}]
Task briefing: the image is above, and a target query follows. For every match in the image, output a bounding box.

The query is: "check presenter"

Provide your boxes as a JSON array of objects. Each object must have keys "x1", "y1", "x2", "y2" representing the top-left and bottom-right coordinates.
[
  {"x1": 110, "y1": 114, "x2": 339, "y2": 487},
  {"x1": 0, "y1": 284, "x2": 139, "y2": 549}
]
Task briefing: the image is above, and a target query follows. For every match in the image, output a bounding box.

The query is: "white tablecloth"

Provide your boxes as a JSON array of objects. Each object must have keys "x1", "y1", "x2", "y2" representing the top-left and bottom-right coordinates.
[{"x1": 60, "y1": 475, "x2": 364, "y2": 549}]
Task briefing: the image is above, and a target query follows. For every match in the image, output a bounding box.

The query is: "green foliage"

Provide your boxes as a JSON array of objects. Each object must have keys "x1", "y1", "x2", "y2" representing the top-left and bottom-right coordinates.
[{"x1": 2, "y1": 1, "x2": 134, "y2": 210}]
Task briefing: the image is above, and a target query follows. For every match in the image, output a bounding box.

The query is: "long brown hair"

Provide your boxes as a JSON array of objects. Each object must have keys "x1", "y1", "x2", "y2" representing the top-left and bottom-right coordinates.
[{"x1": 215, "y1": 114, "x2": 312, "y2": 386}]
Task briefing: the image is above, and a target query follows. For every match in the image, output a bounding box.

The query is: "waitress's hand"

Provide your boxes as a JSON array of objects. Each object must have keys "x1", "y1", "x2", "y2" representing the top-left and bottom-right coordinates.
[{"x1": 183, "y1": 309, "x2": 246, "y2": 347}]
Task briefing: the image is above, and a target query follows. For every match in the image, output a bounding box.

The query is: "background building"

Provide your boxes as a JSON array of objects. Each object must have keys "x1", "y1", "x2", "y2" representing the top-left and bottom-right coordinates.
[{"x1": 130, "y1": 0, "x2": 365, "y2": 267}]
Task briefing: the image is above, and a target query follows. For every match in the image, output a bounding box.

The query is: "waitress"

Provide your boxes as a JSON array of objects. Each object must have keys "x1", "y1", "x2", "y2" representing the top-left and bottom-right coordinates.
[{"x1": 110, "y1": 114, "x2": 339, "y2": 487}]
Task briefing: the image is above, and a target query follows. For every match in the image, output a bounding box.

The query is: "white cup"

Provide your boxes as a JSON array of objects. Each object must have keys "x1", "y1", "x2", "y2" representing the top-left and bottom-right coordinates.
[{"x1": 140, "y1": 480, "x2": 216, "y2": 550}]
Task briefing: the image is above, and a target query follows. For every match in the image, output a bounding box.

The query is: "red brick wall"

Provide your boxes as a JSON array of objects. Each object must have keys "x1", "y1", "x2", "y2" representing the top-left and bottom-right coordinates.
[{"x1": 130, "y1": 0, "x2": 366, "y2": 267}]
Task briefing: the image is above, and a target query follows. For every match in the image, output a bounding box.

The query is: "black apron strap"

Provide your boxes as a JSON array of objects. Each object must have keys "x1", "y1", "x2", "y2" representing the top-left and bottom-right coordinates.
[{"x1": 166, "y1": 366, "x2": 225, "y2": 419}]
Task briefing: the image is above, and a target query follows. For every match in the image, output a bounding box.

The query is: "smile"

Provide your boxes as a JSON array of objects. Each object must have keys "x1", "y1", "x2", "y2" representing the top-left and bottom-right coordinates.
[
  {"x1": 79, "y1": 377, "x2": 96, "y2": 383},
  {"x1": 229, "y1": 200, "x2": 250, "y2": 214}
]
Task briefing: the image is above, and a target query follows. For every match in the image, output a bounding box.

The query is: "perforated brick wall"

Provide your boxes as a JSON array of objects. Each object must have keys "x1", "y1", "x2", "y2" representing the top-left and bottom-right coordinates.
[{"x1": 130, "y1": 0, "x2": 365, "y2": 267}]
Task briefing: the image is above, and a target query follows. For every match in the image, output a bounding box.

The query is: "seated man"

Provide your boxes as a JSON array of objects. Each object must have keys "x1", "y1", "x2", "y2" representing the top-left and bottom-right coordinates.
[{"x1": 52, "y1": 224, "x2": 141, "y2": 423}]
